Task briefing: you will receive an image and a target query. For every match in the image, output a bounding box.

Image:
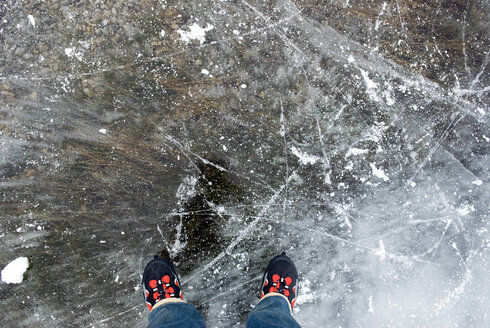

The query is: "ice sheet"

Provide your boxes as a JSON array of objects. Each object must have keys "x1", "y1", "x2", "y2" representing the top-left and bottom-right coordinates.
[{"x1": 0, "y1": 0, "x2": 488, "y2": 327}]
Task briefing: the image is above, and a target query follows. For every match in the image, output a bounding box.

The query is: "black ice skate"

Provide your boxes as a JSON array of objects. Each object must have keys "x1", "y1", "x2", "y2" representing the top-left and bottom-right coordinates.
[
  {"x1": 142, "y1": 255, "x2": 183, "y2": 311},
  {"x1": 260, "y1": 252, "x2": 298, "y2": 310}
]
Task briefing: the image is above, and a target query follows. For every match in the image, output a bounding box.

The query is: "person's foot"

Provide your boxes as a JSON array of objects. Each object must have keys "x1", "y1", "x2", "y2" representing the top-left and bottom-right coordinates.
[
  {"x1": 142, "y1": 255, "x2": 183, "y2": 311},
  {"x1": 260, "y1": 252, "x2": 298, "y2": 309}
]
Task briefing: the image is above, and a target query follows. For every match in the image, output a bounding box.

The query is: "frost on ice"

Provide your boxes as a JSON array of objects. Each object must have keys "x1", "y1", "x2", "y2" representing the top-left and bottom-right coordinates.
[{"x1": 1, "y1": 257, "x2": 29, "y2": 284}]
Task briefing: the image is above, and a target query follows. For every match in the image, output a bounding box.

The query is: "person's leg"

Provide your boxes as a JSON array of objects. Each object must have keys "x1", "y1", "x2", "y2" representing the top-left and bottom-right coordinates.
[
  {"x1": 246, "y1": 293, "x2": 301, "y2": 328},
  {"x1": 147, "y1": 300, "x2": 206, "y2": 328},
  {"x1": 142, "y1": 256, "x2": 206, "y2": 328},
  {"x1": 246, "y1": 253, "x2": 301, "y2": 328}
]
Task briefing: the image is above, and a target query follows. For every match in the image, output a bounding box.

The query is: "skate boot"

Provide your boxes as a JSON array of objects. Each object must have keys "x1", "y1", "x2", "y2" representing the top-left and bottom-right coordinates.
[{"x1": 142, "y1": 255, "x2": 183, "y2": 311}]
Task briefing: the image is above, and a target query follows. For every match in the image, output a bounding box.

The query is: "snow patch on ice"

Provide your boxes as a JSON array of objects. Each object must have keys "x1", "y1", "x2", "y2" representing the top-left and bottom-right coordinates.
[
  {"x1": 176, "y1": 176, "x2": 198, "y2": 206},
  {"x1": 177, "y1": 23, "x2": 214, "y2": 44},
  {"x1": 65, "y1": 47, "x2": 75, "y2": 57},
  {"x1": 170, "y1": 219, "x2": 187, "y2": 259},
  {"x1": 374, "y1": 239, "x2": 387, "y2": 260},
  {"x1": 368, "y1": 295, "x2": 375, "y2": 313},
  {"x1": 456, "y1": 205, "x2": 474, "y2": 216},
  {"x1": 383, "y1": 89, "x2": 395, "y2": 106},
  {"x1": 1, "y1": 257, "x2": 29, "y2": 284},
  {"x1": 346, "y1": 147, "x2": 368, "y2": 157},
  {"x1": 291, "y1": 146, "x2": 320, "y2": 165},
  {"x1": 27, "y1": 15, "x2": 36, "y2": 28},
  {"x1": 360, "y1": 69, "x2": 377, "y2": 90},
  {"x1": 297, "y1": 279, "x2": 314, "y2": 304},
  {"x1": 360, "y1": 69, "x2": 380, "y2": 102},
  {"x1": 364, "y1": 122, "x2": 388, "y2": 144},
  {"x1": 370, "y1": 163, "x2": 389, "y2": 181},
  {"x1": 64, "y1": 47, "x2": 84, "y2": 61}
]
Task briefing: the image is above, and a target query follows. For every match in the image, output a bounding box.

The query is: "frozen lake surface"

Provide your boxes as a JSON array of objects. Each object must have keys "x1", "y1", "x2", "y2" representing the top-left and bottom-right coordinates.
[{"x1": 1, "y1": 0, "x2": 489, "y2": 327}]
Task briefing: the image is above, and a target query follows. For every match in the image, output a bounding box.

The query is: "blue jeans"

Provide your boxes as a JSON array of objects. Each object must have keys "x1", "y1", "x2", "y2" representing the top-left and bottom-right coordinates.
[{"x1": 147, "y1": 295, "x2": 301, "y2": 328}]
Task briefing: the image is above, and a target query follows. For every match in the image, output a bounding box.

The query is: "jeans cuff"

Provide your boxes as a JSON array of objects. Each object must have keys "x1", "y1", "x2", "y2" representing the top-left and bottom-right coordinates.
[
  {"x1": 258, "y1": 292, "x2": 292, "y2": 314},
  {"x1": 152, "y1": 297, "x2": 186, "y2": 312}
]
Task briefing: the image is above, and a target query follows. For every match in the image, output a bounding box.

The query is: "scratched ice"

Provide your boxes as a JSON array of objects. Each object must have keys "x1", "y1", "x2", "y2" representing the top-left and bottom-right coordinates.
[{"x1": 0, "y1": 0, "x2": 489, "y2": 327}]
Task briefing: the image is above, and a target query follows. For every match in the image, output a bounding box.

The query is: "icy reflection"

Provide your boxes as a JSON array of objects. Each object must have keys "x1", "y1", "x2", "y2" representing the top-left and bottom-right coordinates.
[{"x1": 1, "y1": 0, "x2": 488, "y2": 327}]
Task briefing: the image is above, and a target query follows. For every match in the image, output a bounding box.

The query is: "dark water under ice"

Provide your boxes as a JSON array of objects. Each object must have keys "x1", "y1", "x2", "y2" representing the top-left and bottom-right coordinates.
[{"x1": 1, "y1": 0, "x2": 489, "y2": 327}]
